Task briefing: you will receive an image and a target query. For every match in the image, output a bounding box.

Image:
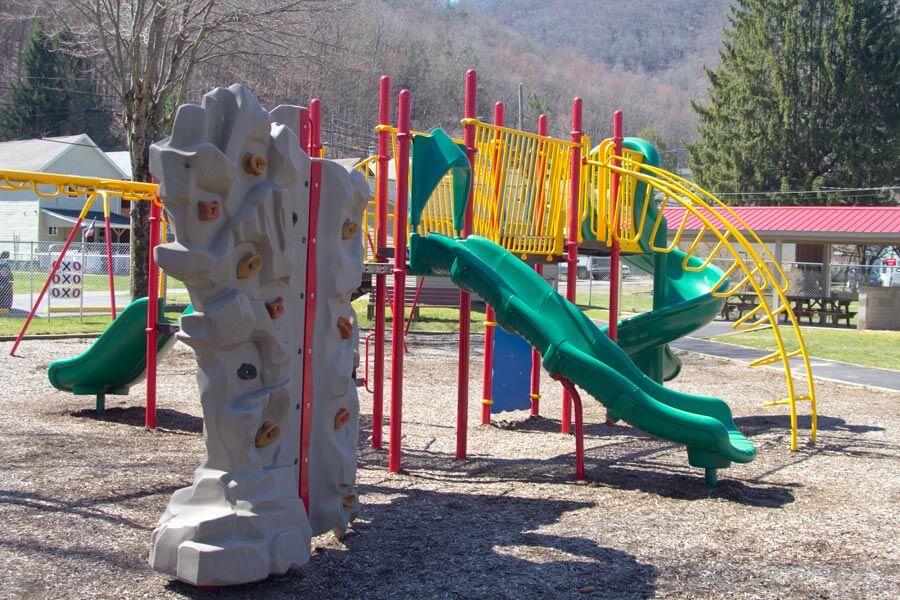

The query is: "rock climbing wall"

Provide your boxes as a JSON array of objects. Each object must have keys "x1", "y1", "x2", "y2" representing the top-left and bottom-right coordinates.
[
  {"x1": 147, "y1": 85, "x2": 314, "y2": 587},
  {"x1": 307, "y1": 160, "x2": 368, "y2": 537}
]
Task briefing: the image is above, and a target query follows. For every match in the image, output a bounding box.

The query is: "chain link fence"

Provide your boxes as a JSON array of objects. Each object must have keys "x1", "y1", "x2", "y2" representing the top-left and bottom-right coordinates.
[{"x1": 0, "y1": 239, "x2": 192, "y2": 336}]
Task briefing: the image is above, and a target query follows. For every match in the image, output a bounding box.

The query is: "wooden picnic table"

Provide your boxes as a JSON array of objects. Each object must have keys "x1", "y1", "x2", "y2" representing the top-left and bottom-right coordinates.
[{"x1": 721, "y1": 293, "x2": 856, "y2": 326}]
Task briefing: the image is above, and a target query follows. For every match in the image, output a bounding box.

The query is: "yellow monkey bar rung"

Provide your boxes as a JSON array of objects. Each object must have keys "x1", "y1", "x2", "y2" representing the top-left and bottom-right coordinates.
[
  {"x1": 0, "y1": 169, "x2": 159, "y2": 202},
  {"x1": 750, "y1": 348, "x2": 803, "y2": 368}
]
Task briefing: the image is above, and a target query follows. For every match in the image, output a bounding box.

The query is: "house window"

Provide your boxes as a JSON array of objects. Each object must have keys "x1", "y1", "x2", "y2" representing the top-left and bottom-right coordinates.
[{"x1": 48, "y1": 226, "x2": 58, "y2": 235}]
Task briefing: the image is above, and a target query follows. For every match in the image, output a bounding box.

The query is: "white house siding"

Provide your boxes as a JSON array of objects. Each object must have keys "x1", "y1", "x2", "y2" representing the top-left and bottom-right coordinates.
[
  {"x1": 0, "y1": 135, "x2": 128, "y2": 242},
  {"x1": 0, "y1": 199, "x2": 40, "y2": 243},
  {"x1": 40, "y1": 149, "x2": 124, "y2": 214}
]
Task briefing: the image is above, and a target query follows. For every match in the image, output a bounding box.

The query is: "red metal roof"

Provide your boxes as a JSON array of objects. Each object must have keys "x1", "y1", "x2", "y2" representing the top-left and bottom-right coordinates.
[{"x1": 662, "y1": 205, "x2": 900, "y2": 238}]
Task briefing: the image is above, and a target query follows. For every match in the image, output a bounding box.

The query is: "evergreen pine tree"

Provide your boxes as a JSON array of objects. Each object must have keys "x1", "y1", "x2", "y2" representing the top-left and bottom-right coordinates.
[
  {"x1": 688, "y1": 0, "x2": 900, "y2": 205},
  {"x1": 0, "y1": 19, "x2": 117, "y2": 144}
]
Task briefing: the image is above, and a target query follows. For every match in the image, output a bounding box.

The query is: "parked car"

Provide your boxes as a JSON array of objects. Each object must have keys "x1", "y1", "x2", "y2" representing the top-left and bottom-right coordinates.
[
  {"x1": 586, "y1": 256, "x2": 630, "y2": 280},
  {"x1": 0, "y1": 251, "x2": 13, "y2": 312}
]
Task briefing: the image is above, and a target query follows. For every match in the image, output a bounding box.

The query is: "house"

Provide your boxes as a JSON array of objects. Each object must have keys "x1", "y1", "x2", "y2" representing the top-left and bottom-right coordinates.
[{"x1": 0, "y1": 134, "x2": 131, "y2": 244}]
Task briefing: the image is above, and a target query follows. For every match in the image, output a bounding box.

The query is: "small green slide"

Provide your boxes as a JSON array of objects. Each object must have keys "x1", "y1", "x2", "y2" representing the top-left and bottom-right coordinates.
[
  {"x1": 600, "y1": 137, "x2": 726, "y2": 383},
  {"x1": 408, "y1": 128, "x2": 755, "y2": 481},
  {"x1": 48, "y1": 298, "x2": 190, "y2": 411}
]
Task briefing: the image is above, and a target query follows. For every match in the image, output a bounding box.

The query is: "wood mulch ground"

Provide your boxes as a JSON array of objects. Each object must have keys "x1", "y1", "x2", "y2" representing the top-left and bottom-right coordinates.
[{"x1": 1, "y1": 335, "x2": 898, "y2": 599}]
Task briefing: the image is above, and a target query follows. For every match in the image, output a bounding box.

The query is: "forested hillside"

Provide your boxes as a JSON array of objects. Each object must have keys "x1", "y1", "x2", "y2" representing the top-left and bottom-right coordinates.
[{"x1": 0, "y1": 0, "x2": 730, "y2": 166}]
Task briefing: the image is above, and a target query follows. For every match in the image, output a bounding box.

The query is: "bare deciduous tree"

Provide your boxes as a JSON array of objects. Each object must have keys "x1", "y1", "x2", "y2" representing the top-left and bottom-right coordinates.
[{"x1": 51, "y1": 0, "x2": 341, "y2": 298}]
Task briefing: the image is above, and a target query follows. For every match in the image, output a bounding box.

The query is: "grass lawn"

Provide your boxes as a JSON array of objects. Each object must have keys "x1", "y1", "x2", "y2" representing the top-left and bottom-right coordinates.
[
  {"x1": 710, "y1": 326, "x2": 900, "y2": 371},
  {"x1": 353, "y1": 297, "x2": 482, "y2": 333},
  {"x1": 12, "y1": 271, "x2": 131, "y2": 295},
  {"x1": 0, "y1": 312, "x2": 185, "y2": 337}
]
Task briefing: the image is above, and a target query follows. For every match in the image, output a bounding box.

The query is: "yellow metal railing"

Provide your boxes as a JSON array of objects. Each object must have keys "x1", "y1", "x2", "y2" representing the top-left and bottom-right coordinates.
[
  {"x1": 584, "y1": 146, "x2": 816, "y2": 451},
  {"x1": 465, "y1": 120, "x2": 579, "y2": 258},
  {"x1": 363, "y1": 122, "x2": 585, "y2": 261}
]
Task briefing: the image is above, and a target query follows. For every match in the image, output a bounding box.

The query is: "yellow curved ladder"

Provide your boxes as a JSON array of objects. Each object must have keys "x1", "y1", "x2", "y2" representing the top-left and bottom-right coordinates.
[{"x1": 586, "y1": 143, "x2": 817, "y2": 451}]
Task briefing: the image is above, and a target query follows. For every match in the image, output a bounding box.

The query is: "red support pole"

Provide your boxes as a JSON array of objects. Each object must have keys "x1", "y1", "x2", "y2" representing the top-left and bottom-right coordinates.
[
  {"x1": 457, "y1": 69, "x2": 477, "y2": 460},
  {"x1": 562, "y1": 98, "x2": 583, "y2": 434},
  {"x1": 299, "y1": 99, "x2": 322, "y2": 509},
  {"x1": 388, "y1": 89, "x2": 411, "y2": 473},
  {"x1": 530, "y1": 113, "x2": 548, "y2": 416},
  {"x1": 553, "y1": 375, "x2": 586, "y2": 481},
  {"x1": 608, "y1": 110, "x2": 623, "y2": 344},
  {"x1": 372, "y1": 76, "x2": 391, "y2": 449},
  {"x1": 480, "y1": 101, "x2": 503, "y2": 426},
  {"x1": 145, "y1": 198, "x2": 162, "y2": 429},
  {"x1": 9, "y1": 200, "x2": 90, "y2": 356}
]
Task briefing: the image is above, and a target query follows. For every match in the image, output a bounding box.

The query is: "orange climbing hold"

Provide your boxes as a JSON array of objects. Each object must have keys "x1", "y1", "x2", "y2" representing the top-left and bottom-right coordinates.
[
  {"x1": 265, "y1": 297, "x2": 285, "y2": 319},
  {"x1": 337, "y1": 316, "x2": 353, "y2": 339},
  {"x1": 334, "y1": 407, "x2": 351, "y2": 429},
  {"x1": 198, "y1": 200, "x2": 220, "y2": 221}
]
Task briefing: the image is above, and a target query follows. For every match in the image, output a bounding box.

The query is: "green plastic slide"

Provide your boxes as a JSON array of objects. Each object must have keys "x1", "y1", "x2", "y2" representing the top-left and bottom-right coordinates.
[
  {"x1": 409, "y1": 233, "x2": 755, "y2": 477},
  {"x1": 408, "y1": 128, "x2": 754, "y2": 480},
  {"x1": 48, "y1": 298, "x2": 190, "y2": 410},
  {"x1": 614, "y1": 249, "x2": 725, "y2": 382}
]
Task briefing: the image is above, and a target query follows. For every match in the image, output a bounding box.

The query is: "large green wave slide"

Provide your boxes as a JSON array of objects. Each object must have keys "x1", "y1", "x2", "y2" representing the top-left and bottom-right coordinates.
[{"x1": 409, "y1": 128, "x2": 755, "y2": 482}]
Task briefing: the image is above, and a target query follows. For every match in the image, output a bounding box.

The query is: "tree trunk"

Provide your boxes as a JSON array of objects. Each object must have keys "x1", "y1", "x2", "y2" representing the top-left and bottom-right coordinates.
[{"x1": 129, "y1": 121, "x2": 153, "y2": 300}]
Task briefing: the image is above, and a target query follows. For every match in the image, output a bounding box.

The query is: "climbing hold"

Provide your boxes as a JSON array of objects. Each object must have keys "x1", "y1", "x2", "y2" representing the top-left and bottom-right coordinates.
[
  {"x1": 237, "y1": 363, "x2": 257, "y2": 380},
  {"x1": 236, "y1": 253, "x2": 263, "y2": 279},
  {"x1": 341, "y1": 219, "x2": 360, "y2": 240},
  {"x1": 265, "y1": 297, "x2": 285, "y2": 319},
  {"x1": 243, "y1": 153, "x2": 267, "y2": 175},
  {"x1": 292, "y1": 212, "x2": 298, "y2": 225},
  {"x1": 198, "y1": 200, "x2": 220, "y2": 221},
  {"x1": 342, "y1": 493, "x2": 356, "y2": 508},
  {"x1": 337, "y1": 316, "x2": 353, "y2": 339},
  {"x1": 334, "y1": 408, "x2": 351, "y2": 430},
  {"x1": 255, "y1": 420, "x2": 280, "y2": 448}
]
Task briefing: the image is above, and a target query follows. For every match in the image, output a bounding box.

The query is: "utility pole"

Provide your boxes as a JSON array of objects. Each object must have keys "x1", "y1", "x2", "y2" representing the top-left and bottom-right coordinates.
[{"x1": 517, "y1": 81, "x2": 524, "y2": 130}]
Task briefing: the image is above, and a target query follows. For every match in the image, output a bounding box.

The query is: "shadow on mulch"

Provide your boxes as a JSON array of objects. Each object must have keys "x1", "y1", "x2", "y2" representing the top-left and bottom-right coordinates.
[
  {"x1": 166, "y1": 485, "x2": 658, "y2": 599},
  {"x1": 0, "y1": 483, "x2": 180, "y2": 532},
  {"x1": 358, "y1": 410, "x2": 796, "y2": 509},
  {"x1": 70, "y1": 406, "x2": 203, "y2": 434}
]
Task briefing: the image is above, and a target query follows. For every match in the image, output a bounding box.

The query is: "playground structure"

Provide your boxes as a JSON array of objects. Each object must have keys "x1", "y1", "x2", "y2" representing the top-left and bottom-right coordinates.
[
  {"x1": 358, "y1": 70, "x2": 818, "y2": 487},
  {"x1": 9, "y1": 68, "x2": 821, "y2": 587}
]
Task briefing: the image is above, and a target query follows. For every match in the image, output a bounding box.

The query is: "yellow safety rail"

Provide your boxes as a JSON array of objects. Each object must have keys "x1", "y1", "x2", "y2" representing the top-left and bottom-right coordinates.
[
  {"x1": 464, "y1": 120, "x2": 579, "y2": 258},
  {"x1": 364, "y1": 122, "x2": 587, "y2": 261},
  {"x1": 585, "y1": 143, "x2": 816, "y2": 451}
]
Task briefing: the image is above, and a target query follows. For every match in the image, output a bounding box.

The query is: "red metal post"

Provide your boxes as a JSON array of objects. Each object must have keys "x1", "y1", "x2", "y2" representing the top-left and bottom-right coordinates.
[
  {"x1": 9, "y1": 200, "x2": 90, "y2": 356},
  {"x1": 530, "y1": 114, "x2": 548, "y2": 416},
  {"x1": 145, "y1": 199, "x2": 162, "y2": 429},
  {"x1": 457, "y1": 69, "x2": 477, "y2": 460},
  {"x1": 608, "y1": 110, "x2": 623, "y2": 343},
  {"x1": 480, "y1": 101, "x2": 503, "y2": 425},
  {"x1": 562, "y1": 98, "x2": 583, "y2": 434},
  {"x1": 372, "y1": 76, "x2": 391, "y2": 449},
  {"x1": 553, "y1": 375, "x2": 586, "y2": 481},
  {"x1": 388, "y1": 90, "x2": 411, "y2": 473},
  {"x1": 299, "y1": 100, "x2": 322, "y2": 510}
]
